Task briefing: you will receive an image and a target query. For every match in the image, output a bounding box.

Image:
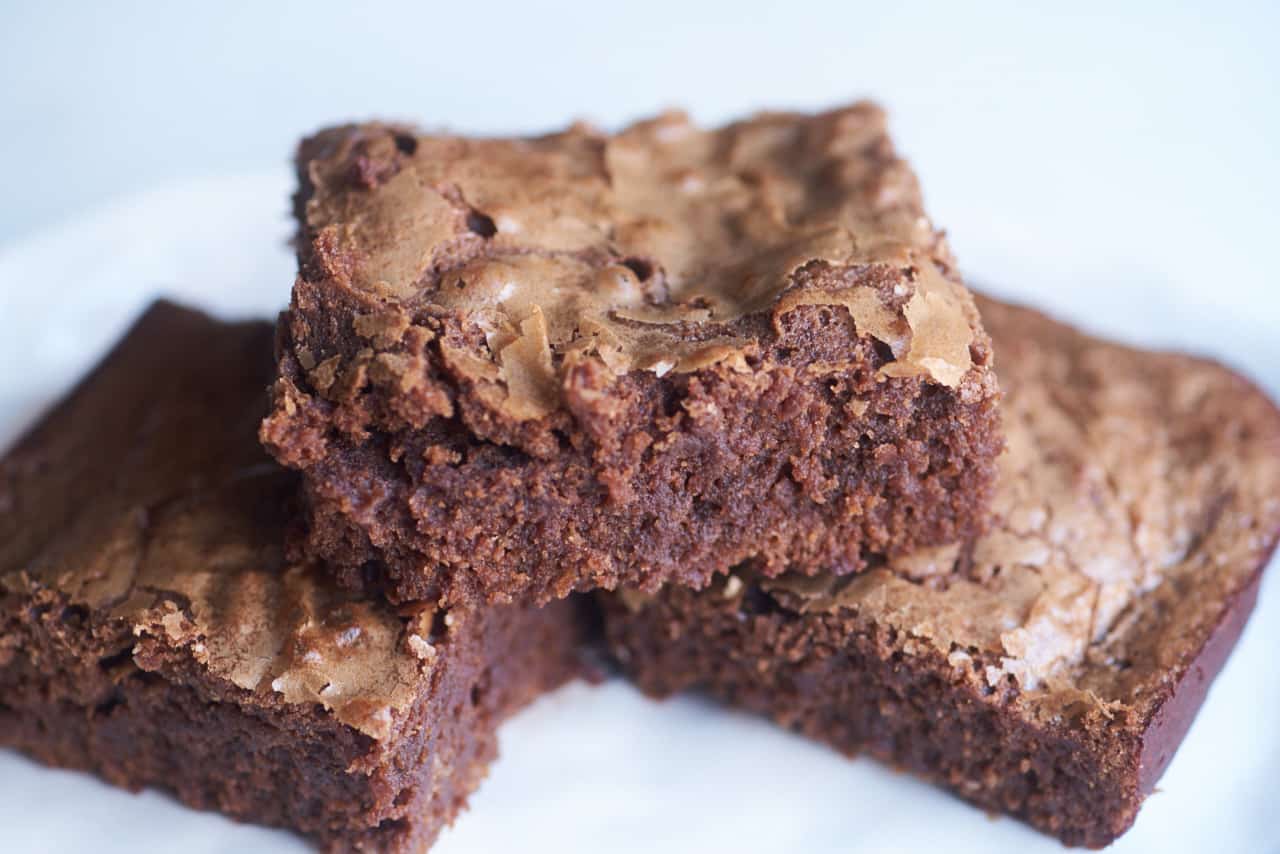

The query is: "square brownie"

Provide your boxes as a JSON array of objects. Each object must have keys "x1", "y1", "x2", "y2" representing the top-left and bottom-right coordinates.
[
  {"x1": 261, "y1": 102, "x2": 1002, "y2": 607},
  {"x1": 0, "y1": 302, "x2": 584, "y2": 852},
  {"x1": 601, "y1": 295, "x2": 1280, "y2": 847}
]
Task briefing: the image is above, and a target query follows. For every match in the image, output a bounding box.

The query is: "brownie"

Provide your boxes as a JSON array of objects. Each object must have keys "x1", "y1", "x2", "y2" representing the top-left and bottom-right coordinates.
[
  {"x1": 0, "y1": 302, "x2": 584, "y2": 853},
  {"x1": 602, "y1": 295, "x2": 1280, "y2": 847},
  {"x1": 260, "y1": 102, "x2": 1003, "y2": 607}
]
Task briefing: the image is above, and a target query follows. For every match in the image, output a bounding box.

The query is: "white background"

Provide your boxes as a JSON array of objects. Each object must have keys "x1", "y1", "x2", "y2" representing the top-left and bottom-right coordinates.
[{"x1": 1, "y1": 2, "x2": 1277, "y2": 852}]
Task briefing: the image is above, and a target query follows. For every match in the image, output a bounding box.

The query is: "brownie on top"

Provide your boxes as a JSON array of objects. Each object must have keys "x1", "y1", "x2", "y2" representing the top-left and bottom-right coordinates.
[
  {"x1": 602, "y1": 295, "x2": 1280, "y2": 847},
  {"x1": 0, "y1": 302, "x2": 583, "y2": 853},
  {"x1": 262, "y1": 102, "x2": 1002, "y2": 607}
]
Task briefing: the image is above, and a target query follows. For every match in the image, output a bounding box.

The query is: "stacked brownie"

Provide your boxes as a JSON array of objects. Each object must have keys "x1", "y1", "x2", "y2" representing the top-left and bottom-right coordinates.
[
  {"x1": 2, "y1": 102, "x2": 1278, "y2": 852},
  {"x1": 260, "y1": 102, "x2": 1002, "y2": 606}
]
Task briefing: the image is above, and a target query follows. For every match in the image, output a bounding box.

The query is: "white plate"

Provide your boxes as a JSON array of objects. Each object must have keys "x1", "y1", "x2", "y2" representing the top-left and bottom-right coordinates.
[{"x1": 0, "y1": 174, "x2": 1276, "y2": 854}]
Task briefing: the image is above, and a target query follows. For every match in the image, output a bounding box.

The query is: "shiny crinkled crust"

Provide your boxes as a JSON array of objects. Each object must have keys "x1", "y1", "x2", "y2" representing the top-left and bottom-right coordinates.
[
  {"x1": 287, "y1": 102, "x2": 992, "y2": 425},
  {"x1": 0, "y1": 301, "x2": 584, "y2": 851},
  {"x1": 602, "y1": 295, "x2": 1280, "y2": 847},
  {"x1": 263, "y1": 103, "x2": 1003, "y2": 607}
]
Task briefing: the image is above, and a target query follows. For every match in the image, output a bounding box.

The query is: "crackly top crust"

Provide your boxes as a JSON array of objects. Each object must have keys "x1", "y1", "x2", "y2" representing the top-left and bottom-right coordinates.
[
  {"x1": 0, "y1": 302, "x2": 440, "y2": 741},
  {"x1": 764, "y1": 296, "x2": 1280, "y2": 720},
  {"x1": 293, "y1": 102, "x2": 989, "y2": 421}
]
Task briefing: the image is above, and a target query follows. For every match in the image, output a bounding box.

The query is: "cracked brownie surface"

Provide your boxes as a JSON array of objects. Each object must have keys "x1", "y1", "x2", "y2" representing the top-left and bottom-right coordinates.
[
  {"x1": 602, "y1": 295, "x2": 1280, "y2": 847},
  {"x1": 262, "y1": 102, "x2": 1002, "y2": 606}
]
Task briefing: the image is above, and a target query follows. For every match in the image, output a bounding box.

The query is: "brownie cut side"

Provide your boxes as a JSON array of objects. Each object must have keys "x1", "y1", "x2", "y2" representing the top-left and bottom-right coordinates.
[
  {"x1": 261, "y1": 102, "x2": 1003, "y2": 607},
  {"x1": 601, "y1": 295, "x2": 1280, "y2": 847},
  {"x1": 0, "y1": 302, "x2": 584, "y2": 853}
]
